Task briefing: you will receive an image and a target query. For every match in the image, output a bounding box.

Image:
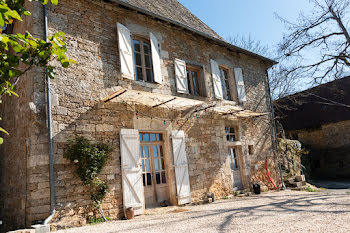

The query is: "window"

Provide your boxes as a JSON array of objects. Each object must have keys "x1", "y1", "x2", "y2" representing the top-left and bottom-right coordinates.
[
  {"x1": 186, "y1": 66, "x2": 202, "y2": 96},
  {"x1": 225, "y1": 127, "x2": 237, "y2": 142},
  {"x1": 229, "y1": 148, "x2": 239, "y2": 170},
  {"x1": 133, "y1": 38, "x2": 154, "y2": 82},
  {"x1": 248, "y1": 145, "x2": 254, "y2": 155},
  {"x1": 139, "y1": 133, "x2": 167, "y2": 186},
  {"x1": 219, "y1": 67, "x2": 231, "y2": 100}
]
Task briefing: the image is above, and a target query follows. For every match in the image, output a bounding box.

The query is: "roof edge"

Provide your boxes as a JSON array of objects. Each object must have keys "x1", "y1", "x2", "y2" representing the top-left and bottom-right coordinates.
[{"x1": 111, "y1": 0, "x2": 277, "y2": 66}]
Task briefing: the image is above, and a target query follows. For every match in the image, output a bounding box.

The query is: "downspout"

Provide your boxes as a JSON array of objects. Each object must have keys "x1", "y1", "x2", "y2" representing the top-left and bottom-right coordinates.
[
  {"x1": 43, "y1": 4, "x2": 56, "y2": 224},
  {"x1": 265, "y1": 69, "x2": 286, "y2": 190}
]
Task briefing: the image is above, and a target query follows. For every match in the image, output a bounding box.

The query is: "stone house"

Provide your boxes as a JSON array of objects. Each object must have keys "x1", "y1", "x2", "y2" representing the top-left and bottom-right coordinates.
[
  {"x1": 275, "y1": 77, "x2": 350, "y2": 179},
  {"x1": 0, "y1": 0, "x2": 279, "y2": 231}
]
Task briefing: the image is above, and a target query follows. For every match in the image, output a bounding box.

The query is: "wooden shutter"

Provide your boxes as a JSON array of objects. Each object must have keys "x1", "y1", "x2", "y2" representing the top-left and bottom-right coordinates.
[
  {"x1": 174, "y1": 58, "x2": 189, "y2": 94},
  {"x1": 120, "y1": 129, "x2": 144, "y2": 215},
  {"x1": 150, "y1": 32, "x2": 162, "y2": 84},
  {"x1": 171, "y1": 130, "x2": 191, "y2": 205},
  {"x1": 234, "y1": 68, "x2": 247, "y2": 102},
  {"x1": 210, "y1": 59, "x2": 223, "y2": 99},
  {"x1": 117, "y1": 23, "x2": 135, "y2": 80}
]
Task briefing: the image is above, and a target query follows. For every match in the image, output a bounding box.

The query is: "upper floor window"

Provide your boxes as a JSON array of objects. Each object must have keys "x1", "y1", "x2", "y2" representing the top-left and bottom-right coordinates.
[
  {"x1": 219, "y1": 67, "x2": 232, "y2": 101},
  {"x1": 210, "y1": 59, "x2": 246, "y2": 102},
  {"x1": 225, "y1": 126, "x2": 237, "y2": 142},
  {"x1": 186, "y1": 66, "x2": 202, "y2": 96},
  {"x1": 133, "y1": 37, "x2": 154, "y2": 83}
]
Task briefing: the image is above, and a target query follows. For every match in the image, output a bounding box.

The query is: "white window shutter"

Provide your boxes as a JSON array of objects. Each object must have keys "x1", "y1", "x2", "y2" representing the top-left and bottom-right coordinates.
[
  {"x1": 210, "y1": 59, "x2": 223, "y2": 99},
  {"x1": 171, "y1": 130, "x2": 191, "y2": 205},
  {"x1": 234, "y1": 68, "x2": 247, "y2": 102},
  {"x1": 120, "y1": 129, "x2": 144, "y2": 215},
  {"x1": 117, "y1": 23, "x2": 135, "y2": 80},
  {"x1": 174, "y1": 58, "x2": 189, "y2": 94},
  {"x1": 150, "y1": 32, "x2": 162, "y2": 84}
]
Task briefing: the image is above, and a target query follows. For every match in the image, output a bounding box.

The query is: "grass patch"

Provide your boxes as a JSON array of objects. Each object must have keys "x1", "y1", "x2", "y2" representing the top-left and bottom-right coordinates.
[
  {"x1": 305, "y1": 186, "x2": 317, "y2": 192},
  {"x1": 89, "y1": 217, "x2": 111, "y2": 225}
]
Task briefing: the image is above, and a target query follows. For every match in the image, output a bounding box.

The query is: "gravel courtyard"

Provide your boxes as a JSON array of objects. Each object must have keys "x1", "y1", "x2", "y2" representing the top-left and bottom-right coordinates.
[{"x1": 56, "y1": 190, "x2": 350, "y2": 233}]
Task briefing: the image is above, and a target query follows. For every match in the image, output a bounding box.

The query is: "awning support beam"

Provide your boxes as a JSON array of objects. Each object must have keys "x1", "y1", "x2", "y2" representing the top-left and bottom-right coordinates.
[
  {"x1": 103, "y1": 90, "x2": 127, "y2": 103},
  {"x1": 193, "y1": 104, "x2": 216, "y2": 113},
  {"x1": 222, "y1": 109, "x2": 245, "y2": 116},
  {"x1": 152, "y1": 97, "x2": 176, "y2": 108}
]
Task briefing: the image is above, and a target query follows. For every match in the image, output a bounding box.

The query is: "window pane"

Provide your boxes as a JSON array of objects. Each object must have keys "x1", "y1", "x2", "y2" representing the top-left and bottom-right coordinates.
[
  {"x1": 146, "y1": 159, "x2": 151, "y2": 171},
  {"x1": 135, "y1": 53, "x2": 142, "y2": 66},
  {"x1": 143, "y1": 42, "x2": 151, "y2": 54},
  {"x1": 142, "y1": 160, "x2": 145, "y2": 172},
  {"x1": 143, "y1": 134, "x2": 149, "y2": 142},
  {"x1": 136, "y1": 67, "x2": 143, "y2": 81},
  {"x1": 147, "y1": 173, "x2": 152, "y2": 186},
  {"x1": 187, "y1": 70, "x2": 192, "y2": 94},
  {"x1": 140, "y1": 146, "x2": 144, "y2": 158},
  {"x1": 145, "y1": 55, "x2": 152, "y2": 68},
  {"x1": 144, "y1": 146, "x2": 149, "y2": 158},
  {"x1": 154, "y1": 159, "x2": 159, "y2": 171},
  {"x1": 156, "y1": 134, "x2": 160, "y2": 141},
  {"x1": 153, "y1": 145, "x2": 159, "y2": 157},
  {"x1": 228, "y1": 135, "x2": 236, "y2": 142},
  {"x1": 158, "y1": 134, "x2": 163, "y2": 141},
  {"x1": 192, "y1": 71, "x2": 200, "y2": 95},
  {"x1": 133, "y1": 40, "x2": 140, "y2": 52},
  {"x1": 146, "y1": 69, "x2": 154, "y2": 82},
  {"x1": 161, "y1": 158, "x2": 165, "y2": 170},
  {"x1": 159, "y1": 146, "x2": 163, "y2": 157},
  {"x1": 229, "y1": 148, "x2": 238, "y2": 169},
  {"x1": 140, "y1": 133, "x2": 143, "y2": 142},
  {"x1": 150, "y1": 133, "x2": 156, "y2": 141},
  {"x1": 142, "y1": 174, "x2": 146, "y2": 186},
  {"x1": 156, "y1": 172, "x2": 161, "y2": 184},
  {"x1": 224, "y1": 79, "x2": 232, "y2": 100},
  {"x1": 161, "y1": 171, "x2": 166, "y2": 183}
]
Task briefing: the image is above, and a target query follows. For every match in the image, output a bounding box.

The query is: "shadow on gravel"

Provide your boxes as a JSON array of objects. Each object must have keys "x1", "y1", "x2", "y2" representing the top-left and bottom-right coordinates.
[{"x1": 108, "y1": 191, "x2": 350, "y2": 233}]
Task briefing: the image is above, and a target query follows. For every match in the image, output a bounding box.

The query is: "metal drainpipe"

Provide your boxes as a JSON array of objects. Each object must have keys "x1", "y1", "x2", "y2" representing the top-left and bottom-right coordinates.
[
  {"x1": 43, "y1": 4, "x2": 56, "y2": 225},
  {"x1": 265, "y1": 69, "x2": 286, "y2": 190}
]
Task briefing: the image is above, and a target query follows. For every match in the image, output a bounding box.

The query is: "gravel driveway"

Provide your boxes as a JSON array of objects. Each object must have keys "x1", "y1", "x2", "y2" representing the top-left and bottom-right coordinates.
[{"x1": 56, "y1": 190, "x2": 350, "y2": 233}]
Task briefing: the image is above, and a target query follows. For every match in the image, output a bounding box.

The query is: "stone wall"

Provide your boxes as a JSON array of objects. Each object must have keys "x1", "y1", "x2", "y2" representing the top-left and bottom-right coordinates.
[
  {"x1": 289, "y1": 120, "x2": 350, "y2": 179},
  {"x1": 0, "y1": 2, "x2": 39, "y2": 232},
  {"x1": 0, "y1": 0, "x2": 279, "y2": 230},
  {"x1": 291, "y1": 120, "x2": 350, "y2": 149}
]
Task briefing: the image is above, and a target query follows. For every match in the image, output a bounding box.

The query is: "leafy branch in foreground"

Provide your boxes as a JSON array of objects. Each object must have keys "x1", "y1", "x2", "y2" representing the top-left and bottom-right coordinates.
[{"x1": 0, "y1": 0, "x2": 75, "y2": 144}]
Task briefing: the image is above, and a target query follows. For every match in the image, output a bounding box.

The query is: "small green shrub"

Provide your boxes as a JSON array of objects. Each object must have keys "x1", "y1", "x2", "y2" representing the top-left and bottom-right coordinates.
[{"x1": 89, "y1": 216, "x2": 111, "y2": 225}]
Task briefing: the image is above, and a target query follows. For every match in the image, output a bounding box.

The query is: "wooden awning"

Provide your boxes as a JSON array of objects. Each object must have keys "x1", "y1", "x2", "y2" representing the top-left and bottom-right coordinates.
[{"x1": 102, "y1": 87, "x2": 269, "y2": 118}]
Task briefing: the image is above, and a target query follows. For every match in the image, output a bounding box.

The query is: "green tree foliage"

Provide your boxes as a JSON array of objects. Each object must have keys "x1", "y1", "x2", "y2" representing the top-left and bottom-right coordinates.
[{"x1": 0, "y1": 0, "x2": 75, "y2": 144}]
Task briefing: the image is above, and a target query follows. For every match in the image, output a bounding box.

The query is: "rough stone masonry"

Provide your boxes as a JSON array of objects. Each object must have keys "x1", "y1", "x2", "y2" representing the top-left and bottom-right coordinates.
[{"x1": 0, "y1": 0, "x2": 280, "y2": 231}]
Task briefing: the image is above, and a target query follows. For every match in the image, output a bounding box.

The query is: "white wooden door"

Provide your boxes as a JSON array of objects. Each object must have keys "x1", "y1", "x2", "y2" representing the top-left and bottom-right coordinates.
[
  {"x1": 229, "y1": 148, "x2": 243, "y2": 190},
  {"x1": 120, "y1": 129, "x2": 144, "y2": 215},
  {"x1": 171, "y1": 130, "x2": 191, "y2": 205}
]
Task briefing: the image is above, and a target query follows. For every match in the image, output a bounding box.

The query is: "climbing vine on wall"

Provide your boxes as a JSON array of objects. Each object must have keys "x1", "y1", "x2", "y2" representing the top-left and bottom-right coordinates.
[{"x1": 64, "y1": 137, "x2": 113, "y2": 221}]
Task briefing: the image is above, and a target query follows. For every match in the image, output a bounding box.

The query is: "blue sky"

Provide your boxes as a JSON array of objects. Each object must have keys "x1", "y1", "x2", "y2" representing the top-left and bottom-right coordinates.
[{"x1": 178, "y1": 0, "x2": 312, "y2": 51}]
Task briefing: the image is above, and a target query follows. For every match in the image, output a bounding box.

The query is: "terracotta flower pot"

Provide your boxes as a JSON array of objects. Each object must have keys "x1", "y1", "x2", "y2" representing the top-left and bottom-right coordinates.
[{"x1": 125, "y1": 207, "x2": 134, "y2": 220}]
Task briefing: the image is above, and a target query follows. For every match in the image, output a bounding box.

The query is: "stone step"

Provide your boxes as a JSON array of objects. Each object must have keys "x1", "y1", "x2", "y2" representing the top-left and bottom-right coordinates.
[
  {"x1": 285, "y1": 180, "x2": 306, "y2": 187},
  {"x1": 295, "y1": 175, "x2": 306, "y2": 182}
]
